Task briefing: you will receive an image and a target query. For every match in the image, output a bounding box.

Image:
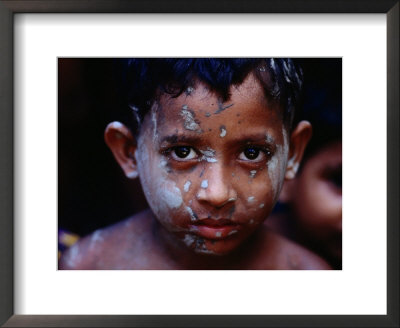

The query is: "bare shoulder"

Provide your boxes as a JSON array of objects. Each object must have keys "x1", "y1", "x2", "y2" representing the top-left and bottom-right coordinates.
[
  {"x1": 59, "y1": 210, "x2": 153, "y2": 270},
  {"x1": 255, "y1": 228, "x2": 332, "y2": 270}
]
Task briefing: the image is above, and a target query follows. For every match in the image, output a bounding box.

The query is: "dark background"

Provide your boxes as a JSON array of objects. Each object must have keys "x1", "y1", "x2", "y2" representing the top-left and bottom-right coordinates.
[{"x1": 58, "y1": 58, "x2": 341, "y2": 237}]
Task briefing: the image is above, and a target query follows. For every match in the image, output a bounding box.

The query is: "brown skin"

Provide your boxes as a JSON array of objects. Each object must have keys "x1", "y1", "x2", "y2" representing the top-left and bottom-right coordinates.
[
  {"x1": 59, "y1": 209, "x2": 330, "y2": 270},
  {"x1": 59, "y1": 74, "x2": 331, "y2": 270}
]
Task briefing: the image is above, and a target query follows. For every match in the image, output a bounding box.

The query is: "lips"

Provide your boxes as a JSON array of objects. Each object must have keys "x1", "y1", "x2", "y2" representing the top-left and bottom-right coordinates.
[{"x1": 189, "y1": 219, "x2": 240, "y2": 240}]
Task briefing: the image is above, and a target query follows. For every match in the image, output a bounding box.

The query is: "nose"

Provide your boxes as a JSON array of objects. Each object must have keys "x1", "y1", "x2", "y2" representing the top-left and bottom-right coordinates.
[{"x1": 196, "y1": 164, "x2": 237, "y2": 208}]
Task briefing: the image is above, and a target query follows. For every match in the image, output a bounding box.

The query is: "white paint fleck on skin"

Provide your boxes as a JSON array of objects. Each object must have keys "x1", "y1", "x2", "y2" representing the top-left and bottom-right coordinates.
[
  {"x1": 215, "y1": 231, "x2": 222, "y2": 237},
  {"x1": 249, "y1": 219, "x2": 254, "y2": 225},
  {"x1": 88, "y1": 229, "x2": 104, "y2": 251},
  {"x1": 180, "y1": 106, "x2": 201, "y2": 132},
  {"x1": 126, "y1": 171, "x2": 138, "y2": 179},
  {"x1": 199, "y1": 147, "x2": 218, "y2": 163},
  {"x1": 248, "y1": 196, "x2": 255, "y2": 203},
  {"x1": 249, "y1": 170, "x2": 257, "y2": 178},
  {"x1": 66, "y1": 244, "x2": 81, "y2": 268},
  {"x1": 110, "y1": 121, "x2": 123, "y2": 129},
  {"x1": 228, "y1": 230, "x2": 238, "y2": 236},
  {"x1": 219, "y1": 126, "x2": 227, "y2": 137},
  {"x1": 186, "y1": 206, "x2": 198, "y2": 221},
  {"x1": 183, "y1": 234, "x2": 196, "y2": 247},
  {"x1": 186, "y1": 86, "x2": 194, "y2": 95},
  {"x1": 159, "y1": 158, "x2": 168, "y2": 170},
  {"x1": 259, "y1": 203, "x2": 265, "y2": 208},
  {"x1": 162, "y1": 185, "x2": 183, "y2": 209},
  {"x1": 201, "y1": 180, "x2": 208, "y2": 189},
  {"x1": 200, "y1": 147, "x2": 216, "y2": 157},
  {"x1": 183, "y1": 180, "x2": 191, "y2": 192},
  {"x1": 151, "y1": 108, "x2": 158, "y2": 142}
]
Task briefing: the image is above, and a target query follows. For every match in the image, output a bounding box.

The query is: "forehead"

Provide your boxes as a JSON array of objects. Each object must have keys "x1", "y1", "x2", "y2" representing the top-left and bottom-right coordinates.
[{"x1": 142, "y1": 74, "x2": 285, "y2": 141}]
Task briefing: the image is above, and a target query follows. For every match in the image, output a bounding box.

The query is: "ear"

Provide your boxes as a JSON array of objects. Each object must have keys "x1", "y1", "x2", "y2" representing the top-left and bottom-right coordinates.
[
  {"x1": 285, "y1": 120, "x2": 312, "y2": 180},
  {"x1": 104, "y1": 121, "x2": 138, "y2": 179}
]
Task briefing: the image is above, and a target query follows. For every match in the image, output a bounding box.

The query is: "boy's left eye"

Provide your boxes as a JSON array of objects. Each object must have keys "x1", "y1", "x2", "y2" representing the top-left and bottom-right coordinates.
[
  {"x1": 171, "y1": 146, "x2": 198, "y2": 160},
  {"x1": 239, "y1": 146, "x2": 270, "y2": 162}
]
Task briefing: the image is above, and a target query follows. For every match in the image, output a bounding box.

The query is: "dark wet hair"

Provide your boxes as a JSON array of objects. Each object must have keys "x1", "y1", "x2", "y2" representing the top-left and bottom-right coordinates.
[{"x1": 115, "y1": 58, "x2": 304, "y2": 135}]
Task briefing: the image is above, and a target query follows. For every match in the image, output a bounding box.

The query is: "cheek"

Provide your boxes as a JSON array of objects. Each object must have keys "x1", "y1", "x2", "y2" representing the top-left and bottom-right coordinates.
[
  {"x1": 266, "y1": 149, "x2": 287, "y2": 203},
  {"x1": 136, "y1": 143, "x2": 185, "y2": 231}
]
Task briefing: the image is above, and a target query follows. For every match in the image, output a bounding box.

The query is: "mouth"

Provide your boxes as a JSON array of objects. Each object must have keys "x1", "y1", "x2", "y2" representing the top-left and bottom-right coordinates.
[{"x1": 189, "y1": 219, "x2": 240, "y2": 240}]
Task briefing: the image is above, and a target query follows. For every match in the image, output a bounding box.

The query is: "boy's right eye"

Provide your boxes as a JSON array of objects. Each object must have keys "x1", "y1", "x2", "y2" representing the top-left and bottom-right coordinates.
[{"x1": 171, "y1": 146, "x2": 198, "y2": 161}]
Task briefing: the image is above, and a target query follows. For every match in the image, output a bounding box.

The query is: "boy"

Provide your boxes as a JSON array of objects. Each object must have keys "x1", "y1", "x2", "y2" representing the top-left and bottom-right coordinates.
[{"x1": 59, "y1": 58, "x2": 331, "y2": 270}]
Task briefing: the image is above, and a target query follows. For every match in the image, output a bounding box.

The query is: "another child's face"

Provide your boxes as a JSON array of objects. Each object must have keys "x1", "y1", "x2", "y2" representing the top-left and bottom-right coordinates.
[
  {"x1": 135, "y1": 74, "x2": 290, "y2": 255},
  {"x1": 290, "y1": 141, "x2": 342, "y2": 261}
]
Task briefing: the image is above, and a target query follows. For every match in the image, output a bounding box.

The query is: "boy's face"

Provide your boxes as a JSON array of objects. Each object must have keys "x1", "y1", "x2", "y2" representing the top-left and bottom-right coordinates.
[{"x1": 108, "y1": 74, "x2": 310, "y2": 256}]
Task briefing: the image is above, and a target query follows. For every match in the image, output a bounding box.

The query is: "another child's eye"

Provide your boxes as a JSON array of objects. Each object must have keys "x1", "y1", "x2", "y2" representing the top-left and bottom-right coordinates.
[
  {"x1": 238, "y1": 146, "x2": 270, "y2": 162},
  {"x1": 171, "y1": 146, "x2": 198, "y2": 160}
]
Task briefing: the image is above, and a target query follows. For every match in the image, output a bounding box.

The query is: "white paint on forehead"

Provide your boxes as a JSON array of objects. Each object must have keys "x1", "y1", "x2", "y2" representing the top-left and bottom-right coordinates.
[
  {"x1": 183, "y1": 180, "x2": 191, "y2": 192},
  {"x1": 201, "y1": 180, "x2": 208, "y2": 189},
  {"x1": 180, "y1": 106, "x2": 201, "y2": 132}
]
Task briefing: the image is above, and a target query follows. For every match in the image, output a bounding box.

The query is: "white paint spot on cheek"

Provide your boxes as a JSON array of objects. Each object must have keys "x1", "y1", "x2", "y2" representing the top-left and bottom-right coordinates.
[
  {"x1": 162, "y1": 186, "x2": 183, "y2": 209},
  {"x1": 215, "y1": 231, "x2": 222, "y2": 237},
  {"x1": 249, "y1": 219, "x2": 255, "y2": 225},
  {"x1": 201, "y1": 180, "x2": 209, "y2": 189},
  {"x1": 259, "y1": 203, "x2": 265, "y2": 208},
  {"x1": 183, "y1": 181, "x2": 191, "y2": 192},
  {"x1": 249, "y1": 170, "x2": 257, "y2": 178},
  {"x1": 228, "y1": 230, "x2": 238, "y2": 236},
  {"x1": 186, "y1": 206, "x2": 198, "y2": 221},
  {"x1": 220, "y1": 126, "x2": 227, "y2": 137},
  {"x1": 248, "y1": 196, "x2": 255, "y2": 203},
  {"x1": 159, "y1": 158, "x2": 168, "y2": 170}
]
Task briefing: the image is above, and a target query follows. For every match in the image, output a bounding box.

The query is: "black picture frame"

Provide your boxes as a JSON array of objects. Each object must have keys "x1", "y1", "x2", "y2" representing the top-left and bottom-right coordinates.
[{"x1": 0, "y1": 1, "x2": 398, "y2": 327}]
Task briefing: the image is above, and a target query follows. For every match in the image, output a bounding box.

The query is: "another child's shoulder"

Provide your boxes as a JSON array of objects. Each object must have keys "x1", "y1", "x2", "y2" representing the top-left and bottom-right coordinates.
[
  {"x1": 59, "y1": 210, "x2": 153, "y2": 270},
  {"x1": 255, "y1": 227, "x2": 332, "y2": 270}
]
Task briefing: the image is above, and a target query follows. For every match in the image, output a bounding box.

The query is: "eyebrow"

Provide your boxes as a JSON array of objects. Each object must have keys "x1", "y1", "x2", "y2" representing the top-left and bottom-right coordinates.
[
  {"x1": 229, "y1": 132, "x2": 277, "y2": 145},
  {"x1": 160, "y1": 134, "x2": 203, "y2": 145}
]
